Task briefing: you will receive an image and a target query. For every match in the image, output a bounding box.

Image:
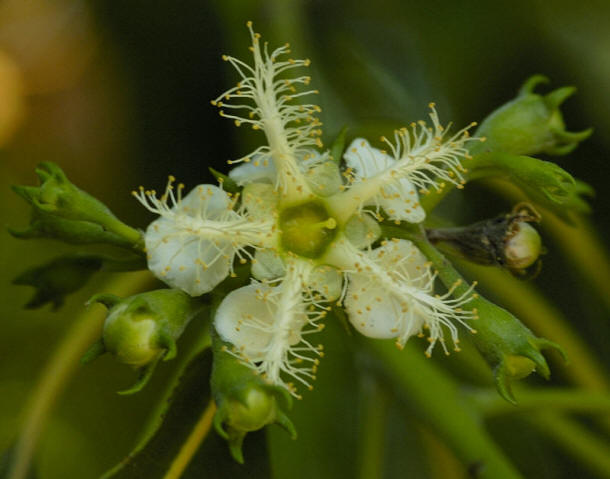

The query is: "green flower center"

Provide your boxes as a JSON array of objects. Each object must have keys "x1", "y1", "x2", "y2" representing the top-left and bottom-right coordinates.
[{"x1": 279, "y1": 201, "x2": 337, "y2": 259}]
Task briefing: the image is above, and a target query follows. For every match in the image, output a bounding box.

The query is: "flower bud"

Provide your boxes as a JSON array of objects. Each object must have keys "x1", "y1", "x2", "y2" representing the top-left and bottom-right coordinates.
[
  {"x1": 211, "y1": 332, "x2": 296, "y2": 464},
  {"x1": 504, "y1": 222, "x2": 541, "y2": 270},
  {"x1": 427, "y1": 203, "x2": 543, "y2": 276},
  {"x1": 10, "y1": 162, "x2": 142, "y2": 250},
  {"x1": 472, "y1": 75, "x2": 592, "y2": 156},
  {"x1": 469, "y1": 296, "x2": 566, "y2": 404},
  {"x1": 82, "y1": 289, "x2": 203, "y2": 394}
]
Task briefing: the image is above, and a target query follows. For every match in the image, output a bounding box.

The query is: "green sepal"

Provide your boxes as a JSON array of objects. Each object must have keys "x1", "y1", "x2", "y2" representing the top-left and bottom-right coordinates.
[
  {"x1": 329, "y1": 126, "x2": 348, "y2": 164},
  {"x1": 87, "y1": 293, "x2": 123, "y2": 309},
  {"x1": 158, "y1": 330, "x2": 178, "y2": 361},
  {"x1": 470, "y1": 152, "x2": 593, "y2": 222},
  {"x1": 10, "y1": 162, "x2": 143, "y2": 250},
  {"x1": 472, "y1": 75, "x2": 592, "y2": 157},
  {"x1": 117, "y1": 356, "x2": 162, "y2": 395},
  {"x1": 209, "y1": 167, "x2": 241, "y2": 194},
  {"x1": 210, "y1": 330, "x2": 296, "y2": 463},
  {"x1": 80, "y1": 338, "x2": 106, "y2": 365}
]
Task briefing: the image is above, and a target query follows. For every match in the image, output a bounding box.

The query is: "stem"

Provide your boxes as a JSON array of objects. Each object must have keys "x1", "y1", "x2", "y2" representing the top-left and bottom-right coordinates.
[
  {"x1": 162, "y1": 401, "x2": 217, "y2": 479},
  {"x1": 418, "y1": 427, "x2": 465, "y2": 479},
  {"x1": 7, "y1": 271, "x2": 153, "y2": 479},
  {"x1": 468, "y1": 388, "x2": 610, "y2": 417},
  {"x1": 367, "y1": 340, "x2": 522, "y2": 478},
  {"x1": 104, "y1": 218, "x2": 145, "y2": 251},
  {"x1": 356, "y1": 374, "x2": 388, "y2": 479},
  {"x1": 528, "y1": 413, "x2": 610, "y2": 479}
]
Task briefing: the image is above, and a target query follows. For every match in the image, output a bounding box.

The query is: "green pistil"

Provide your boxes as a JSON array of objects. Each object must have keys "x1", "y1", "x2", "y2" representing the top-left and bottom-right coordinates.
[{"x1": 279, "y1": 201, "x2": 337, "y2": 259}]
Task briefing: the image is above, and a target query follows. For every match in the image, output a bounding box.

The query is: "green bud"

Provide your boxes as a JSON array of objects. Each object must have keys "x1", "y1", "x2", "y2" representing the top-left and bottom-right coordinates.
[
  {"x1": 466, "y1": 295, "x2": 566, "y2": 405},
  {"x1": 10, "y1": 162, "x2": 143, "y2": 250},
  {"x1": 211, "y1": 332, "x2": 296, "y2": 464},
  {"x1": 427, "y1": 203, "x2": 543, "y2": 276},
  {"x1": 82, "y1": 289, "x2": 203, "y2": 394},
  {"x1": 472, "y1": 75, "x2": 592, "y2": 156}
]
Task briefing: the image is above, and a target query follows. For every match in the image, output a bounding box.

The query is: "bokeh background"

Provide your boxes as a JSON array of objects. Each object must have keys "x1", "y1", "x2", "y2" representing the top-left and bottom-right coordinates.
[{"x1": 1, "y1": 1, "x2": 609, "y2": 478}]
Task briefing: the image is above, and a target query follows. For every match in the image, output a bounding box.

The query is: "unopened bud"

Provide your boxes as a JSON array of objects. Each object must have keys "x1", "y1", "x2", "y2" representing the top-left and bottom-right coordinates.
[
  {"x1": 472, "y1": 75, "x2": 592, "y2": 156},
  {"x1": 211, "y1": 332, "x2": 296, "y2": 464},
  {"x1": 82, "y1": 289, "x2": 203, "y2": 394},
  {"x1": 504, "y1": 222, "x2": 542, "y2": 270},
  {"x1": 10, "y1": 162, "x2": 142, "y2": 250}
]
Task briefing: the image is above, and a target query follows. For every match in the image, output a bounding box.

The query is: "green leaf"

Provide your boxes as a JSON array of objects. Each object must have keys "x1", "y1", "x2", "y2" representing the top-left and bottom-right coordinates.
[
  {"x1": 101, "y1": 349, "x2": 270, "y2": 479},
  {"x1": 12, "y1": 254, "x2": 146, "y2": 311}
]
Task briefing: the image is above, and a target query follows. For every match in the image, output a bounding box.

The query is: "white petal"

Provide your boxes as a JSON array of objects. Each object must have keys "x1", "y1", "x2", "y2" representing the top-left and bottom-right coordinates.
[
  {"x1": 242, "y1": 183, "x2": 278, "y2": 218},
  {"x1": 372, "y1": 239, "x2": 430, "y2": 288},
  {"x1": 343, "y1": 214, "x2": 381, "y2": 249},
  {"x1": 144, "y1": 184, "x2": 235, "y2": 296},
  {"x1": 345, "y1": 274, "x2": 423, "y2": 339},
  {"x1": 344, "y1": 138, "x2": 393, "y2": 177},
  {"x1": 344, "y1": 239, "x2": 429, "y2": 339},
  {"x1": 229, "y1": 159, "x2": 276, "y2": 185},
  {"x1": 178, "y1": 184, "x2": 233, "y2": 217},
  {"x1": 343, "y1": 138, "x2": 426, "y2": 223},
  {"x1": 145, "y1": 218, "x2": 232, "y2": 296},
  {"x1": 307, "y1": 264, "x2": 343, "y2": 301},
  {"x1": 214, "y1": 283, "x2": 303, "y2": 362},
  {"x1": 251, "y1": 249, "x2": 285, "y2": 281},
  {"x1": 304, "y1": 160, "x2": 342, "y2": 197},
  {"x1": 378, "y1": 180, "x2": 426, "y2": 223}
]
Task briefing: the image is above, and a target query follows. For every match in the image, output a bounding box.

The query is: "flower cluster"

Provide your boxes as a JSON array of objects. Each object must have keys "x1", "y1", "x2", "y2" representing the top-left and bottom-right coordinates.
[{"x1": 134, "y1": 22, "x2": 480, "y2": 397}]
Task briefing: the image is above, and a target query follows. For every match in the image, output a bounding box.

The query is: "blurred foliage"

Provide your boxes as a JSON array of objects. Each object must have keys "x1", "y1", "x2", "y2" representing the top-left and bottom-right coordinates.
[{"x1": 1, "y1": 0, "x2": 609, "y2": 478}]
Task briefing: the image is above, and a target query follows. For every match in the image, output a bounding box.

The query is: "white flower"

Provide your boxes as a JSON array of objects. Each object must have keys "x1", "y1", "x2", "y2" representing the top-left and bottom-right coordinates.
[
  {"x1": 133, "y1": 178, "x2": 277, "y2": 296},
  {"x1": 136, "y1": 23, "x2": 481, "y2": 396}
]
